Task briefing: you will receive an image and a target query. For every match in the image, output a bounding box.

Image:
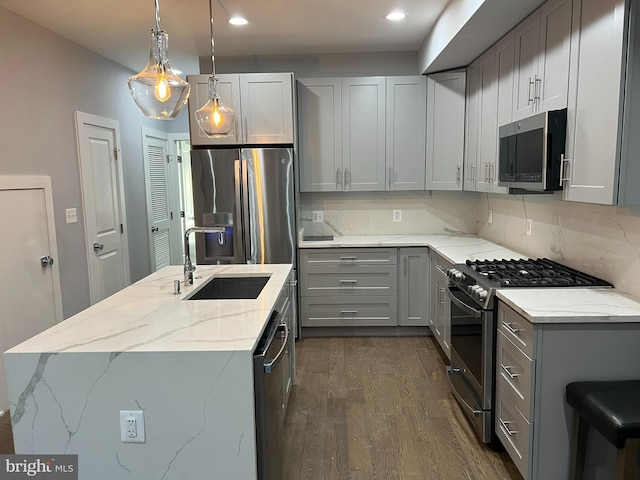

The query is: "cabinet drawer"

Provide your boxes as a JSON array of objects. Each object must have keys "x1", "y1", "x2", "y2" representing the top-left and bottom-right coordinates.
[
  {"x1": 496, "y1": 330, "x2": 535, "y2": 421},
  {"x1": 300, "y1": 248, "x2": 397, "y2": 266},
  {"x1": 300, "y1": 265, "x2": 397, "y2": 296},
  {"x1": 495, "y1": 384, "x2": 533, "y2": 479},
  {"x1": 498, "y1": 302, "x2": 535, "y2": 358},
  {"x1": 301, "y1": 296, "x2": 397, "y2": 327}
]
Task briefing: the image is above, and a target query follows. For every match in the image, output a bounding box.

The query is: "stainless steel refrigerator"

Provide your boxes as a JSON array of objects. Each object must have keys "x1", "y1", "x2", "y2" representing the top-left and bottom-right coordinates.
[{"x1": 190, "y1": 147, "x2": 296, "y2": 267}]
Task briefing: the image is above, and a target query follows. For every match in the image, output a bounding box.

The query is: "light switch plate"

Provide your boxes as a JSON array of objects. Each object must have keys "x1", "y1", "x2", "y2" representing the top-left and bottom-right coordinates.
[
  {"x1": 65, "y1": 208, "x2": 78, "y2": 224},
  {"x1": 393, "y1": 210, "x2": 402, "y2": 222},
  {"x1": 526, "y1": 218, "x2": 533, "y2": 236},
  {"x1": 488, "y1": 209, "x2": 493, "y2": 225}
]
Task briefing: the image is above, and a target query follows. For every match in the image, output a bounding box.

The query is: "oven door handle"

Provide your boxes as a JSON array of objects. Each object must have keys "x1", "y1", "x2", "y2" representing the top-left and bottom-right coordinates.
[{"x1": 447, "y1": 287, "x2": 482, "y2": 318}]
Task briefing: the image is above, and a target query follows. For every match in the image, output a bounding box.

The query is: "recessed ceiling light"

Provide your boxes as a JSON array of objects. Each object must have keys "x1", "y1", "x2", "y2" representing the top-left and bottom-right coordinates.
[
  {"x1": 385, "y1": 11, "x2": 407, "y2": 21},
  {"x1": 229, "y1": 16, "x2": 248, "y2": 26}
]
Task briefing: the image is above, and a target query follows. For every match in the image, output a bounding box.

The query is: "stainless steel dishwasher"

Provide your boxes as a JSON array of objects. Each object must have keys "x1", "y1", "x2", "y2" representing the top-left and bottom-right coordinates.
[{"x1": 253, "y1": 303, "x2": 288, "y2": 480}]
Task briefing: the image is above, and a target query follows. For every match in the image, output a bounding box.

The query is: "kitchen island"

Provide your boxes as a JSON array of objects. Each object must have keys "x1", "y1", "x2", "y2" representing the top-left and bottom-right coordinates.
[{"x1": 4, "y1": 264, "x2": 293, "y2": 480}]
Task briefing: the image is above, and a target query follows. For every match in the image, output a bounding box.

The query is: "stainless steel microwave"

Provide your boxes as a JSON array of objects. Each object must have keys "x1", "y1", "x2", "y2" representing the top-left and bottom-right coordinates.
[{"x1": 498, "y1": 108, "x2": 567, "y2": 191}]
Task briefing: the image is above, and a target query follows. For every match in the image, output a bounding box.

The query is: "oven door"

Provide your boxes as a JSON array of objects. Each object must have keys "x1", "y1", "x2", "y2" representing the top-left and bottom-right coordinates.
[{"x1": 445, "y1": 285, "x2": 495, "y2": 443}]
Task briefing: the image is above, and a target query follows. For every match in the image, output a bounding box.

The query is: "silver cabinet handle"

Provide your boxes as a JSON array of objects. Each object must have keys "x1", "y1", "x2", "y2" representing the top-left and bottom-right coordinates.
[
  {"x1": 93, "y1": 243, "x2": 104, "y2": 251},
  {"x1": 471, "y1": 164, "x2": 476, "y2": 182},
  {"x1": 243, "y1": 117, "x2": 248, "y2": 143},
  {"x1": 489, "y1": 163, "x2": 495, "y2": 183},
  {"x1": 234, "y1": 117, "x2": 239, "y2": 143},
  {"x1": 40, "y1": 256, "x2": 54, "y2": 268},
  {"x1": 456, "y1": 166, "x2": 461, "y2": 183},
  {"x1": 345, "y1": 168, "x2": 351, "y2": 189},
  {"x1": 502, "y1": 321, "x2": 520, "y2": 335},
  {"x1": 339, "y1": 279, "x2": 358, "y2": 284},
  {"x1": 501, "y1": 364, "x2": 521, "y2": 379},
  {"x1": 485, "y1": 162, "x2": 490, "y2": 182},
  {"x1": 336, "y1": 168, "x2": 342, "y2": 189},
  {"x1": 534, "y1": 75, "x2": 541, "y2": 101},
  {"x1": 560, "y1": 154, "x2": 571, "y2": 186},
  {"x1": 339, "y1": 256, "x2": 357, "y2": 262},
  {"x1": 388, "y1": 167, "x2": 393, "y2": 189},
  {"x1": 340, "y1": 310, "x2": 358, "y2": 315},
  {"x1": 404, "y1": 257, "x2": 408, "y2": 276},
  {"x1": 528, "y1": 77, "x2": 534, "y2": 105},
  {"x1": 499, "y1": 419, "x2": 519, "y2": 436}
]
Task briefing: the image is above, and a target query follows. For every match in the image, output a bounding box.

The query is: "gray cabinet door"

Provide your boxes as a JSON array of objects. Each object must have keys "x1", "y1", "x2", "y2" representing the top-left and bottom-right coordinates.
[
  {"x1": 301, "y1": 296, "x2": 397, "y2": 327},
  {"x1": 342, "y1": 77, "x2": 386, "y2": 191},
  {"x1": 399, "y1": 248, "x2": 430, "y2": 326},
  {"x1": 426, "y1": 71, "x2": 466, "y2": 191},
  {"x1": 386, "y1": 76, "x2": 426, "y2": 190},
  {"x1": 297, "y1": 78, "x2": 342, "y2": 192}
]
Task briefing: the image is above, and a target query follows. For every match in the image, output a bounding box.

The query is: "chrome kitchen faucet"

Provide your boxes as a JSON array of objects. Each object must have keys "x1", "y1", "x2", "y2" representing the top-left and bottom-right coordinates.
[{"x1": 183, "y1": 226, "x2": 225, "y2": 285}]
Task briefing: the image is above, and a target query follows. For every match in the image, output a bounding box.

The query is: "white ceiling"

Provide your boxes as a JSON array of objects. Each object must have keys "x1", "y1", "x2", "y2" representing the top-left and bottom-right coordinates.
[{"x1": 0, "y1": 0, "x2": 453, "y2": 75}]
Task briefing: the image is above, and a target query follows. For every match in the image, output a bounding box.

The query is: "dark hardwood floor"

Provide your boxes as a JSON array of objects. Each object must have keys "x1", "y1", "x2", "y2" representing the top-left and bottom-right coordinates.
[
  {"x1": 0, "y1": 412, "x2": 14, "y2": 454},
  {"x1": 283, "y1": 336, "x2": 523, "y2": 480}
]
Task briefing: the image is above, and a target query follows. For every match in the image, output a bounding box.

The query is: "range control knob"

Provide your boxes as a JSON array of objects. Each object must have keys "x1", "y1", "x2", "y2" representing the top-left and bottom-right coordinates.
[{"x1": 477, "y1": 289, "x2": 488, "y2": 300}]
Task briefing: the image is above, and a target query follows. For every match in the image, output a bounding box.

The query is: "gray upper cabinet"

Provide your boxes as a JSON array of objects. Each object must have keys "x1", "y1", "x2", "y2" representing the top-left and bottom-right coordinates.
[
  {"x1": 342, "y1": 77, "x2": 387, "y2": 191},
  {"x1": 187, "y1": 73, "x2": 294, "y2": 147},
  {"x1": 563, "y1": 0, "x2": 628, "y2": 205},
  {"x1": 240, "y1": 73, "x2": 294, "y2": 145},
  {"x1": 298, "y1": 75, "x2": 427, "y2": 193},
  {"x1": 386, "y1": 76, "x2": 427, "y2": 191},
  {"x1": 426, "y1": 71, "x2": 466, "y2": 191},
  {"x1": 512, "y1": 0, "x2": 572, "y2": 121},
  {"x1": 297, "y1": 78, "x2": 342, "y2": 192}
]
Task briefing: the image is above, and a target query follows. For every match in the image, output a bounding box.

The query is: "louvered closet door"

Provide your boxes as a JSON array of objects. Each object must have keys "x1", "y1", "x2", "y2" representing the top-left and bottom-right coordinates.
[{"x1": 143, "y1": 129, "x2": 175, "y2": 271}]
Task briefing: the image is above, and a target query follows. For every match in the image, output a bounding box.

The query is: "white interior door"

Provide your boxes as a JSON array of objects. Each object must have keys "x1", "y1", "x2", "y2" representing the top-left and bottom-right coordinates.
[
  {"x1": 75, "y1": 111, "x2": 130, "y2": 304},
  {"x1": 143, "y1": 128, "x2": 181, "y2": 271},
  {"x1": 0, "y1": 176, "x2": 63, "y2": 412}
]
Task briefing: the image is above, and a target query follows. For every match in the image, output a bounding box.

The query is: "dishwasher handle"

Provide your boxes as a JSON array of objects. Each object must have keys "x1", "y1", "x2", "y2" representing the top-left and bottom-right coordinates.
[{"x1": 263, "y1": 323, "x2": 289, "y2": 374}]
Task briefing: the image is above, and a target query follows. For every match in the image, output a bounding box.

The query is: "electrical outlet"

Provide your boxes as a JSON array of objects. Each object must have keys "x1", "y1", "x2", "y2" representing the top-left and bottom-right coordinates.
[
  {"x1": 392, "y1": 209, "x2": 402, "y2": 222},
  {"x1": 488, "y1": 209, "x2": 493, "y2": 225},
  {"x1": 65, "y1": 208, "x2": 78, "y2": 224},
  {"x1": 120, "y1": 410, "x2": 145, "y2": 443},
  {"x1": 526, "y1": 218, "x2": 533, "y2": 236},
  {"x1": 312, "y1": 211, "x2": 324, "y2": 223}
]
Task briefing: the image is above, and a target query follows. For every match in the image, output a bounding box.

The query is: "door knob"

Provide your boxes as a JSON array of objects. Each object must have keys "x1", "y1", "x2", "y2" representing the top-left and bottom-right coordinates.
[
  {"x1": 40, "y1": 256, "x2": 54, "y2": 268},
  {"x1": 93, "y1": 243, "x2": 104, "y2": 251},
  {"x1": 151, "y1": 226, "x2": 159, "y2": 233}
]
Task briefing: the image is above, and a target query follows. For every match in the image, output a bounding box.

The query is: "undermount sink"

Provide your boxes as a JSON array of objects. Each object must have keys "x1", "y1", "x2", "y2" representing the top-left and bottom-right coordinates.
[{"x1": 187, "y1": 275, "x2": 270, "y2": 300}]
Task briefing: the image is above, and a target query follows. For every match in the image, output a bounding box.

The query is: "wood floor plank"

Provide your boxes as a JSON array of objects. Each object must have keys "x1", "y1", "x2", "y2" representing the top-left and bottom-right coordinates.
[{"x1": 284, "y1": 336, "x2": 522, "y2": 480}]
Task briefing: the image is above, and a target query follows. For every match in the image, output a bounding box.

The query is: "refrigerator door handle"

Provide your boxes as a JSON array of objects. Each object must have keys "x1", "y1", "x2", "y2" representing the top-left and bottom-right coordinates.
[
  {"x1": 234, "y1": 159, "x2": 247, "y2": 262},
  {"x1": 241, "y1": 159, "x2": 252, "y2": 263}
]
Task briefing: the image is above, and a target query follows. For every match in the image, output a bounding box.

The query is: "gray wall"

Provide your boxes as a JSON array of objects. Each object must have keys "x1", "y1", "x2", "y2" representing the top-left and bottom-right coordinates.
[{"x1": 0, "y1": 7, "x2": 186, "y2": 318}]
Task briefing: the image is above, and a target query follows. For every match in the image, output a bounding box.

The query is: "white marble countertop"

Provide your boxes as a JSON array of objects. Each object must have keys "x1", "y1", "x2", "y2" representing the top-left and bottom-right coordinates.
[
  {"x1": 299, "y1": 234, "x2": 526, "y2": 265},
  {"x1": 497, "y1": 288, "x2": 640, "y2": 324},
  {"x1": 6, "y1": 264, "x2": 292, "y2": 354}
]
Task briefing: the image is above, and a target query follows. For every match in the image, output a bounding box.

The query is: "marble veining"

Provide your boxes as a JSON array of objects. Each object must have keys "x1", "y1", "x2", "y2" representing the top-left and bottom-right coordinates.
[
  {"x1": 6, "y1": 264, "x2": 292, "y2": 354},
  {"x1": 497, "y1": 288, "x2": 640, "y2": 324}
]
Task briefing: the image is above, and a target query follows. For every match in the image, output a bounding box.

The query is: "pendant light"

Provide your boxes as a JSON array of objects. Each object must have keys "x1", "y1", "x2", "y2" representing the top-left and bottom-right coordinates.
[
  {"x1": 194, "y1": 0, "x2": 237, "y2": 137},
  {"x1": 127, "y1": 0, "x2": 190, "y2": 120}
]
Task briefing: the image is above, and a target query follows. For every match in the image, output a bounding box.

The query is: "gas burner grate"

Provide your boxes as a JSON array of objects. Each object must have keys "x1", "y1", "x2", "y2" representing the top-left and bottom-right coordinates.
[{"x1": 465, "y1": 258, "x2": 612, "y2": 288}]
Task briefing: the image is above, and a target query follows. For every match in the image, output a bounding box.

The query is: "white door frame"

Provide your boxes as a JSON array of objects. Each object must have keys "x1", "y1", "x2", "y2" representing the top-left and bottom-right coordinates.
[
  {"x1": 0, "y1": 175, "x2": 63, "y2": 322},
  {"x1": 74, "y1": 111, "x2": 131, "y2": 304}
]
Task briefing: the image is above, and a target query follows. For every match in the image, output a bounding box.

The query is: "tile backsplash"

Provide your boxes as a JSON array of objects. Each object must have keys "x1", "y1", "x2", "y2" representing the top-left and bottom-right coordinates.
[
  {"x1": 299, "y1": 191, "x2": 480, "y2": 237},
  {"x1": 478, "y1": 192, "x2": 640, "y2": 297}
]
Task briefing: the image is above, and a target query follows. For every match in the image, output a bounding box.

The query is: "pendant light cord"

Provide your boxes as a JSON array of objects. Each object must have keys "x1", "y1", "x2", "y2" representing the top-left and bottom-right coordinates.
[
  {"x1": 154, "y1": 0, "x2": 161, "y2": 32},
  {"x1": 208, "y1": 0, "x2": 216, "y2": 77}
]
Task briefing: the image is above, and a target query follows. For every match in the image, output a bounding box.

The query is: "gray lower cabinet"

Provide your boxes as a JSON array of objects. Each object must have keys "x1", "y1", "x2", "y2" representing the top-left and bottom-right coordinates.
[
  {"x1": 399, "y1": 248, "x2": 430, "y2": 326},
  {"x1": 277, "y1": 273, "x2": 296, "y2": 414},
  {"x1": 300, "y1": 248, "x2": 398, "y2": 328},
  {"x1": 429, "y1": 249, "x2": 452, "y2": 358},
  {"x1": 495, "y1": 300, "x2": 640, "y2": 479}
]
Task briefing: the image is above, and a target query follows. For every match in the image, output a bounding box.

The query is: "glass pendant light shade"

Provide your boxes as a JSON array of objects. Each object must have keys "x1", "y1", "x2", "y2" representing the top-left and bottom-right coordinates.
[
  {"x1": 195, "y1": 77, "x2": 237, "y2": 136},
  {"x1": 128, "y1": 30, "x2": 190, "y2": 120}
]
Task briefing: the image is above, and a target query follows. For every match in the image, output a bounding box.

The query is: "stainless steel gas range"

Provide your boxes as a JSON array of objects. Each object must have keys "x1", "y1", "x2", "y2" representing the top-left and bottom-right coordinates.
[{"x1": 444, "y1": 258, "x2": 612, "y2": 446}]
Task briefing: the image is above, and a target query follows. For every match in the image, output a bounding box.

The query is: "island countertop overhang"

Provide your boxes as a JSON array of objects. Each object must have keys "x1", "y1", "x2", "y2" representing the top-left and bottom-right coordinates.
[{"x1": 6, "y1": 264, "x2": 293, "y2": 355}]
